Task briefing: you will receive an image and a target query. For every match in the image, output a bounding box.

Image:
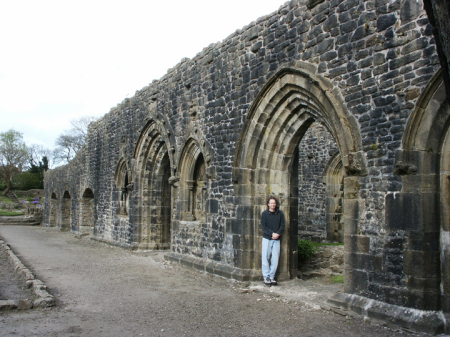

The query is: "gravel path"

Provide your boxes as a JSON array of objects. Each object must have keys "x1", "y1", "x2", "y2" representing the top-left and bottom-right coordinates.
[{"x1": 0, "y1": 226, "x2": 428, "y2": 337}]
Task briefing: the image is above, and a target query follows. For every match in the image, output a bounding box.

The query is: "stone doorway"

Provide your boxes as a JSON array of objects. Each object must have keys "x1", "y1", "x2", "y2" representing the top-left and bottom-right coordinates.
[
  {"x1": 49, "y1": 193, "x2": 57, "y2": 227},
  {"x1": 232, "y1": 67, "x2": 366, "y2": 281},
  {"x1": 59, "y1": 191, "x2": 71, "y2": 231},
  {"x1": 134, "y1": 122, "x2": 173, "y2": 251},
  {"x1": 80, "y1": 188, "x2": 95, "y2": 235}
]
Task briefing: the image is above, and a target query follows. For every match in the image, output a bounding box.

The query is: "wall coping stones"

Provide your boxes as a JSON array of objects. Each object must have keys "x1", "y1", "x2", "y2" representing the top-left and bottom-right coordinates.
[
  {"x1": 328, "y1": 292, "x2": 445, "y2": 335},
  {"x1": 0, "y1": 238, "x2": 54, "y2": 309}
]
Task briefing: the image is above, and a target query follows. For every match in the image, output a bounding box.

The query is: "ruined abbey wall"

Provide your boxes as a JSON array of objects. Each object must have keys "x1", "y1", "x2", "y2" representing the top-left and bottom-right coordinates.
[{"x1": 44, "y1": 0, "x2": 450, "y2": 332}]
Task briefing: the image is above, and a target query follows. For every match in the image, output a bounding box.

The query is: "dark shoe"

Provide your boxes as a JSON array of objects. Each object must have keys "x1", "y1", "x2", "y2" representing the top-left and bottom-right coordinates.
[
  {"x1": 264, "y1": 277, "x2": 271, "y2": 286},
  {"x1": 270, "y1": 278, "x2": 277, "y2": 285}
]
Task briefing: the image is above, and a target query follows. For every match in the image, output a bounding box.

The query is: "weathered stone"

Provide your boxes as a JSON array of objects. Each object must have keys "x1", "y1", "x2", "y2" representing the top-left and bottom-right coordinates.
[
  {"x1": 17, "y1": 299, "x2": 33, "y2": 310},
  {"x1": 377, "y1": 13, "x2": 397, "y2": 32},
  {"x1": 41, "y1": 0, "x2": 448, "y2": 333}
]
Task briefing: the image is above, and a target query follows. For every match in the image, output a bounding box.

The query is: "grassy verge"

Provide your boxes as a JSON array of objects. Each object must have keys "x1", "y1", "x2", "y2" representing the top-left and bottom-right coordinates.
[
  {"x1": 332, "y1": 275, "x2": 344, "y2": 283},
  {"x1": 0, "y1": 210, "x2": 25, "y2": 216},
  {"x1": 0, "y1": 196, "x2": 14, "y2": 203},
  {"x1": 312, "y1": 242, "x2": 344, "y2": 247}
]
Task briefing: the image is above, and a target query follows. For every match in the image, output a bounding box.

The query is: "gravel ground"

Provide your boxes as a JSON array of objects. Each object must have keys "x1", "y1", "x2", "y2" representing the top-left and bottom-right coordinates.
[
  {"x1": 0, "y1": 226, "x2": 430, "y2": 337},
  {"x1": 0, "y1": 247, "x2": 35, "y2": 301}
]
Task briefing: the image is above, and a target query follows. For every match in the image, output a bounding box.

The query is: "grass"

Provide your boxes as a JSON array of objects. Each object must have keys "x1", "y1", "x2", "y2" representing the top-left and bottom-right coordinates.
[
  {"x1": 0, "y1": 210, "x2": 25, "y2": 216},
  {"x1": 311, "y1": 242, "x2": 344, "y2": 247},
  {"x1": 0, "y1": 195, "x2": 14, "y2": 203},
  {"x1": 332, "y1": 275, "x2": 344, "y2": 283}
]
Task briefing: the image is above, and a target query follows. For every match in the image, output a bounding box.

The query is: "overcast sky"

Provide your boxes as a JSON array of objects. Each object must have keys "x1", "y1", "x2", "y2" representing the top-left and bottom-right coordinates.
[{"x1": 1, "y1": 0, "x2": 287, "y2": 150}]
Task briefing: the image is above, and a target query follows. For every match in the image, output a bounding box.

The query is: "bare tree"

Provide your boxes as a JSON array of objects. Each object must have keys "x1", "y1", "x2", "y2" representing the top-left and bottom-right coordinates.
[
  {"x1": 29, "y1": 144, "x2": 55, "y2": 169},
  {"x1": 0, "y1": 129, "x2": 29, "y2": 195},
  {"x1": 53, "y1": 116, "x2": 98, "y2": 165}
]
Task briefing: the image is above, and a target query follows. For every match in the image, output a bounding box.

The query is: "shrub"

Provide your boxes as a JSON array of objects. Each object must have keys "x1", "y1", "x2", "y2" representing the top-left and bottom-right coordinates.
[
  {"x1": 298, "y1": 238, "x2": 316, "y2": 261},
  {"x1": 12, "y1": 172, "x2": 42, "y2": 190}
]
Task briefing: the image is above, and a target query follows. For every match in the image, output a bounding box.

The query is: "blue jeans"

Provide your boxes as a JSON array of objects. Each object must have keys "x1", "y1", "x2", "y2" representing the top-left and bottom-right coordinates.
[{"x1": 261, "y1": 238, "x2": 280, "y2": 279}]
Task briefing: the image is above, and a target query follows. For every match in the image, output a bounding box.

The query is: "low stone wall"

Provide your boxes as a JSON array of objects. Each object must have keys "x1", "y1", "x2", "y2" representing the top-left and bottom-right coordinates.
[
  {"x1": 13, "y1": 190, "x2": 45, "y2": 198},
  {"x1": 299, "y1": 245, "x2": 344, "y2": 278},
  {"x1": 0, "y1": 238, "x2": 54, "y2": 309},
  {"x1": 0, "y1": 203, "x2": 21, "y2": 210}
]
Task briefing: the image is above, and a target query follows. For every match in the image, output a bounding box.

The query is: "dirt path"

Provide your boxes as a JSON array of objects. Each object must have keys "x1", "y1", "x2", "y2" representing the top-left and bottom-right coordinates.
[{"x1": 0, "y1": 226, "x2": 426, "y2": 337}]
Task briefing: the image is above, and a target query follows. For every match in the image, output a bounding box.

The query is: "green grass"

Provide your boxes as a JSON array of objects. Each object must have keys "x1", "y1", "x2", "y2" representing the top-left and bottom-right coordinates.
[
  {"x1": 332, "y1": 275, "x2": 344, "y2": 283},
  {"x1": 0, "y1": 195, "x2": 14, "y2": 203},
  {"x1": 311, "y1": 242, "x2": 344, "y2": 247},
  {"x1": 0, "y1": 210, "x2": 24, "y2": 216}
]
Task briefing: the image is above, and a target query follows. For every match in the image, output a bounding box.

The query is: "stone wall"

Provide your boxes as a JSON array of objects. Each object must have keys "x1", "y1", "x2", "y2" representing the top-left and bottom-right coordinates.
[
  {"x1": 43, "y1": 0, "x2": 450, "y2": 330},
  {"x1": 298, "y1": 122, "x2": 338, "y2": 242}
]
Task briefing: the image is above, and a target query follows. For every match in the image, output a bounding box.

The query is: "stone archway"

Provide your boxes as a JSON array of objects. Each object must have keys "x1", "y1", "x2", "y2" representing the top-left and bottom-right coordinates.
[
  {"x1": 59, "y1": 191, "x2": 71, "y2": 231},
  {"x1": 179, "y1": 139, "x2": 207, "y2": 223},
  {"x1": 233, "y1": 66, "x2": 366, "y2": 281},
  {"x1": 134, "y1": 121, "x2": 173, "y2": 250},
  {"x1": 395, "y1": 69, "x2": 450, "y2": 314},
  {"x1": 49, "y1": 193, "x2": 57, "y2": 227},
  {"x1": 114, "y1": 158, "x2": 132, "y2": 217},
  {"x1": 323, "y1": 153, "x2": 344, "y2": 243},
  {"x1": 80, "y1": 188, "x2": 95, "y2": 235}
]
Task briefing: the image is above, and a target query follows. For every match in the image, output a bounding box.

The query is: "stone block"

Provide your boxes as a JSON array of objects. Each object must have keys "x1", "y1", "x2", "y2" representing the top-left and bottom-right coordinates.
[
  {"x1": 406, "y1": 276, "x2": 440, "y2": 293},
  {"x1": 404, "y1": 250, "x2": 440, "y2": 279},
  {"x1": 344, "y1": 234, "x2": 370, "y2": 253},
  {"x1": 344, "y1": 268, "x2": 368, "y2": 294},
  {"x1": 0, "y1": 300, "x2": 17, "y2": 311},
  {"x1": 17, "y1": 299, "x2": 33, "y2": 310}
]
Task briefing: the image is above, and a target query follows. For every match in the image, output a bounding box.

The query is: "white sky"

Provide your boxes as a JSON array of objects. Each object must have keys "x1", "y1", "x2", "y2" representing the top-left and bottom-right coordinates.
[{"x1": 0, "y1": 0, "x2": 287, "y2": 150}]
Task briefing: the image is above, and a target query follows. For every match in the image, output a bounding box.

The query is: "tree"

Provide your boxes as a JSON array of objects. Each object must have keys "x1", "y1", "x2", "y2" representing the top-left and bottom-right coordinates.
[
  {"x1": 29, "y1": 144, "x2": 55, "y2": 169},
  {"x1": 0, "y1": 129, "x2": 29, "y2": 195},
  {"x1": 53, "y1": 115, "x2": 98, "y2": 165}
]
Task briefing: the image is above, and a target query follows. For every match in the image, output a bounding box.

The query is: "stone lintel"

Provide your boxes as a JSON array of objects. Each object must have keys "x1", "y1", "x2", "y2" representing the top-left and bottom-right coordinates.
[
  {"x1": 164, "y1": 252, "x2": 261, "y2": 281},
  {"x1": 328, "y1": 292, "x2": 445, "y2": 335}
]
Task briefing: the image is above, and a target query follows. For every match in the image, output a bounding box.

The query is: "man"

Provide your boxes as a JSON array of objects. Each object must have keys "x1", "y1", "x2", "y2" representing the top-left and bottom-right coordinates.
[{"x1": 261, "y1": 196, "x2": 285, "y2": 286}]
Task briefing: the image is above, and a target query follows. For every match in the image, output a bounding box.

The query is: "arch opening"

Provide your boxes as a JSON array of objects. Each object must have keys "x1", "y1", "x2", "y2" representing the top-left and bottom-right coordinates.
[
  {"x1": 233, "y1": 68, "x2": 365, "y2": 281},
  {"x1": 134, "y1": 122, "x2": 172, "y2": 250},
  {"x1": 80, "y1": 188, "x2": 95, "y2": 235},
  {"x1": 49, "y1": 193, "x2": 57, "y2": 227},
  {"x1": 59, "y1": 191, "x2": 71, "y2": 231},
  {"x1": 395, "y1": 70, "x2": 450, "y2": 312}
]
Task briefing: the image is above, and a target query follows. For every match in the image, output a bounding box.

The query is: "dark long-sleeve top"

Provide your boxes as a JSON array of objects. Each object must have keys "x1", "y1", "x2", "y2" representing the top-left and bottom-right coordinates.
[{"x1": 261, "y1": 209, "x2": 285, "y2": 240}]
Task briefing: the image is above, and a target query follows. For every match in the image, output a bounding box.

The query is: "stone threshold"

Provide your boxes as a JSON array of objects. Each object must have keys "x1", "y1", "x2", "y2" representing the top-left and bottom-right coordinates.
[
  {"x1": 328, "y1": 292, "x2": 446, "y2": 335},
  {"x1": 165, "y1": 252, "x2": 261, "y2": 282},
  {"x1": 0, "y1": 237, "x2": 54, "y2": 310}
]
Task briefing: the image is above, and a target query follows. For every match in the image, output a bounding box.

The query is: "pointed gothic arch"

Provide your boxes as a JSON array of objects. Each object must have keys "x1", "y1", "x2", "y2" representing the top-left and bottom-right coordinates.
[
  {"x1": 59, "y1": 191, "x2": 71, "y2": 231},
  {"x1": 232, "y1": 66, "x2": 366, "y2": 280},
  {"x1": 178, "y1": 138, "x2": 207, "y2": 222},
  {"x1": 323, "y1": 152, "x2": 345, "y2": 243},
  {"x1": 394, "y1": 69, "x2": 450, "y2": 312},
  {"x1": 134, "y1": 120, "x2": 173, "y2": 250},
  {"x1": 80, "y1": 187, "x2": 95, "y2": 235},
  {"x1": 49, "y1": 192, "x2": 57, "y2": 227},
  {"x1": 114, "y1": 158, "x2": 132, "y2": 216}
]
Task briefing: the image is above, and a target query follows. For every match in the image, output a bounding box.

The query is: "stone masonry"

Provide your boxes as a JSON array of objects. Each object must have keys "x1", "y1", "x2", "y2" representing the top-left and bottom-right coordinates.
[{"x1": 44, "y1": 0, "x2": 450, "y2": 333}]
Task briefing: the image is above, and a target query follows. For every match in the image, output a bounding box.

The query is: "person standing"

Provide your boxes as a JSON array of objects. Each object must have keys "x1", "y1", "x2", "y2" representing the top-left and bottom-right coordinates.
[{"x1": 261, "y1": 196, "x2": 285, "y2": 286}]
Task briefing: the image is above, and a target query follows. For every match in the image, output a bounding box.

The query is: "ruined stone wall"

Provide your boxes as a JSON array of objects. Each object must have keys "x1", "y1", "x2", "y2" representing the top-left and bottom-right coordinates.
[
  {"x1": 298, "y1": 122, "x2": 338, "y2": 241},
  {"x1": 43, "y1": 0, "x2": 445, "y2": 321}
]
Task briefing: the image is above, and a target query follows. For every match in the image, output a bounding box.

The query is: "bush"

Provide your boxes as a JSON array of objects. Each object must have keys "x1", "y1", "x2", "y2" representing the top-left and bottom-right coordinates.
[
  {"x1": 12, "y1": 172, "x2": 42, "y2": 190},
  {"x1": 298, "y1": 238, "x2": 316, "y2": 261}
]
